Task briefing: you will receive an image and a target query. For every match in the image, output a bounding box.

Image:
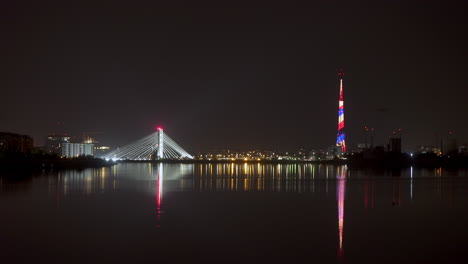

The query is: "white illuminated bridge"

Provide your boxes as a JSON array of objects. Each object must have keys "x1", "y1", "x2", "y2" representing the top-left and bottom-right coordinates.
[{"x1": 101, "y1": 127, "x2": 193, "y2": 161}]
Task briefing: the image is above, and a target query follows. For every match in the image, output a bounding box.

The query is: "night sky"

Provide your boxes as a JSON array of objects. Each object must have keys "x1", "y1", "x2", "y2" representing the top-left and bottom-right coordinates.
[{"x1": 1, "y1": 0, "x2": 467, "y2": 152}]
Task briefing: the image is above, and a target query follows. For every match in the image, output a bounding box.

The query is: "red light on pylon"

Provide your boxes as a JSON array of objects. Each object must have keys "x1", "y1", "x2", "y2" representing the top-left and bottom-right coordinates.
[{"x1": 156, "y1": 126, "x2": 163, "y2": 131}]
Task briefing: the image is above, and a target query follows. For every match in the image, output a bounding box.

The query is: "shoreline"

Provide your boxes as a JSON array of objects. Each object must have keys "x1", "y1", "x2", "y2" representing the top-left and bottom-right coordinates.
[
  {"x1": 0, "y1": 158, "x2": 114, "y2": 171},
  {"x1": 115, "y1": 158, "x2": 468, "y2": 169},
  {"x1": 0, "y1": 157, "x2": 467, "y2": 173}
]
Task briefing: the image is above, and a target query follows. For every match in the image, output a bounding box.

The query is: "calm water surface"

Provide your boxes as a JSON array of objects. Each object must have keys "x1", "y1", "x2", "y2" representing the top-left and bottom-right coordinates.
[{"x1": 1, "y1": 163, "x2": 467, "y2": 263}]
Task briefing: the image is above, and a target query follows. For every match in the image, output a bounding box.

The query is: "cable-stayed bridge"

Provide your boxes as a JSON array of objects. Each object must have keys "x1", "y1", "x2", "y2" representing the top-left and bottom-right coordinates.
[{"x1": 101, "y1": 127, "x2": 193, "y2": 161}]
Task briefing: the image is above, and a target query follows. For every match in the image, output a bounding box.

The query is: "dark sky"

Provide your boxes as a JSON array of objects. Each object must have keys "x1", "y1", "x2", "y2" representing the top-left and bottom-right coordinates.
[{"x1": 1, "y1": 0, "x2": 467, "y2": 152}]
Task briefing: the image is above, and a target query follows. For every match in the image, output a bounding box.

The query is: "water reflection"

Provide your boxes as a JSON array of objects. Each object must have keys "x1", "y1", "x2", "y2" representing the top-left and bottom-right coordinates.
[
  {"x1": 42, "y1": 164, "x2": 194, "y2": 197},
  {"x1": 410, "y1": 166, "x2": 413, "y2": 201},
  {"x1": 51, "y1": 168, "x2": 114, "y2": 195},
  {"x1": 38, "y1": 163, "x2": 356, "y2": 256},
  {"x1": 156, "y1": 165, "x2": 163, "y2": 227},
  {"x1": 190, "y1": 163, "x2": 351, "y2": 193},
  {"x1": 2, "y1": 164, "x2": 467, "y2": 263},
  {"x1": 337, "y1": 165, "x2": 346, "y2": 258},
  {"x1": 4, "y1": 164, "x2": 461, "y2": 198}
]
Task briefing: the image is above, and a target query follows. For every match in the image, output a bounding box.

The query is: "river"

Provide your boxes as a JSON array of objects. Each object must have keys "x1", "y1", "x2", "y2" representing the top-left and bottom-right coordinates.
[{"x1": 1, "y1": 163, "x2": 467, "y2": 263}]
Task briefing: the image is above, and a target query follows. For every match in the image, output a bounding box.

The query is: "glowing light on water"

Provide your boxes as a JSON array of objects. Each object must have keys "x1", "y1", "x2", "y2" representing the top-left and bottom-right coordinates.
[{"x1": 337, "y1": 166, "x2": 347, "y2": 257}]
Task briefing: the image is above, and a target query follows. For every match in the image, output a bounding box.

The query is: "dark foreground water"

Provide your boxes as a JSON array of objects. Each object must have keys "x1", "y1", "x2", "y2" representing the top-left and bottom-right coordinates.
[{"x1": 1, "y1": 164, "x2": 467, "y2": 263}]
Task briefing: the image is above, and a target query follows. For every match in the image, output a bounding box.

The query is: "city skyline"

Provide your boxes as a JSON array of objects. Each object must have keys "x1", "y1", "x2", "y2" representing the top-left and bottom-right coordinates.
[{"x1": 1, "y1": 0, "x2": 467, "y2": 152}]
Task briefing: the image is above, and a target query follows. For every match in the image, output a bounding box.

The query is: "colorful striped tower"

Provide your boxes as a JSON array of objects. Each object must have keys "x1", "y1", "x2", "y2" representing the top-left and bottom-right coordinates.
[{"x1": 336, "y1": 69, "x2": 346, "y2": 152}]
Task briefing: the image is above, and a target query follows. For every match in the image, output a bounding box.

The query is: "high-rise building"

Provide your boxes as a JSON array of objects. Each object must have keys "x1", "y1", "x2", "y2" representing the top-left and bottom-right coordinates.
[
  {"x1": 459, "y1": 144, "x2": 467, "y2": 154},
  {"x1": 336, "y1": 69, "x2": 346, "y2": 153},
  {"x1": 46, "y1": 134, "x2": 70, "y2": 155},
  {"x1": 442, "y1": 132, "x2": 458, "y2": 155},
  {"x1": 0, "y1": 132, "x2": 34, "y2": 154},
  {"x1": 61, "y1": 143, "x2": 94, "y2": 158},
  {"x1": 388, "y1": 137, "x2": 402, "y2": 153}
]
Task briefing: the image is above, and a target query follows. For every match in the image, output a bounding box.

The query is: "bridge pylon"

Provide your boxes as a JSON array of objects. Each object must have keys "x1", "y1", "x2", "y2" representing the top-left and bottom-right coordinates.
[{"x1": 157, "y1": 127, "x2": 164, "y2": 159}]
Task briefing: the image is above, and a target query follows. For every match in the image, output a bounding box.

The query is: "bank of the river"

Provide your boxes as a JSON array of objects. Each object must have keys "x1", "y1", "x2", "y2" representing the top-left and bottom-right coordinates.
[
  {"x1": 116, "y1": 155, "x2": 468, "y2": 169},
  {"x1": 117, "y1": 159, "x2": 347, "y2": 165},
  {"x1": 0, "y1": 158, "x2": 114, "y2": 171}
]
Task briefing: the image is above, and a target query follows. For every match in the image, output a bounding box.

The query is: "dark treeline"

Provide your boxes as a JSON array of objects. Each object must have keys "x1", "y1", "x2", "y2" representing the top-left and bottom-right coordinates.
[
  {"x1": 347, "y1": 152, "x2": 468, "y2": 169},
  {"x1": 0, "y1": 148, "x2": 113, "y2": 172}
]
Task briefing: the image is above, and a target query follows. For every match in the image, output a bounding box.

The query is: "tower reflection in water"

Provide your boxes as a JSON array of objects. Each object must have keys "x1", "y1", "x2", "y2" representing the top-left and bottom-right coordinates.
[{"x1": 337, "y1": 165, "x2": 347, "y2": 259}]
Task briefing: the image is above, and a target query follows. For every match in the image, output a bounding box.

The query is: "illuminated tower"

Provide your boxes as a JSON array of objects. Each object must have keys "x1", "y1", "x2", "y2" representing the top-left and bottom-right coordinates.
[
  {"x1": 336, "y1": 69, "x2": 346, "y2": 152},
  {"x1": 157, "y1": 127, "x2": 164, "y2": 159}
]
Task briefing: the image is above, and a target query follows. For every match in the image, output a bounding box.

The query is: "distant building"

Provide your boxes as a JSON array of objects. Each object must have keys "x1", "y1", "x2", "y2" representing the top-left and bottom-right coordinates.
[
  {"x1": 46, "y1": 134, "x2": 70, "y2": 155},
  {"x1": 387, "y1": 137, "x2": 402, "y2": 153},
  {"x1": 83, "y1": 136, "x2": 96, "y2": 144},
  {"x1": 309, "y1": 150, "x2": 327, "y2": 161},
  {"x1": 61, "y1": 143, "x2": 94, "y2": 158},
  {"x1": 357, "y1": 143, "x2": 371, "y2": 152},
  {"x1": 442, "y1": 133, "x2": 458, "y2": 155},
  {"x1": 415, "y1": 145, "x2": 441, "y2": 154},
  {"x1": 297, "y1": 148, "x2": 308, "y2": 159},
  {"x1": 363, "y1": 146, "x2": 386, "y2": 160},
  {"x1": 326, "y1": 145, "x2": 342, "y2": 159},
  {"x1": 94, "y1": 146, "x2": 110, "y2": 156},
  {"x1": 459, "y1": 144, "x2": 467, "y2": 154},
  {"x1": 0, "y1": 132, "x2": 34, "y2": 154}
]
